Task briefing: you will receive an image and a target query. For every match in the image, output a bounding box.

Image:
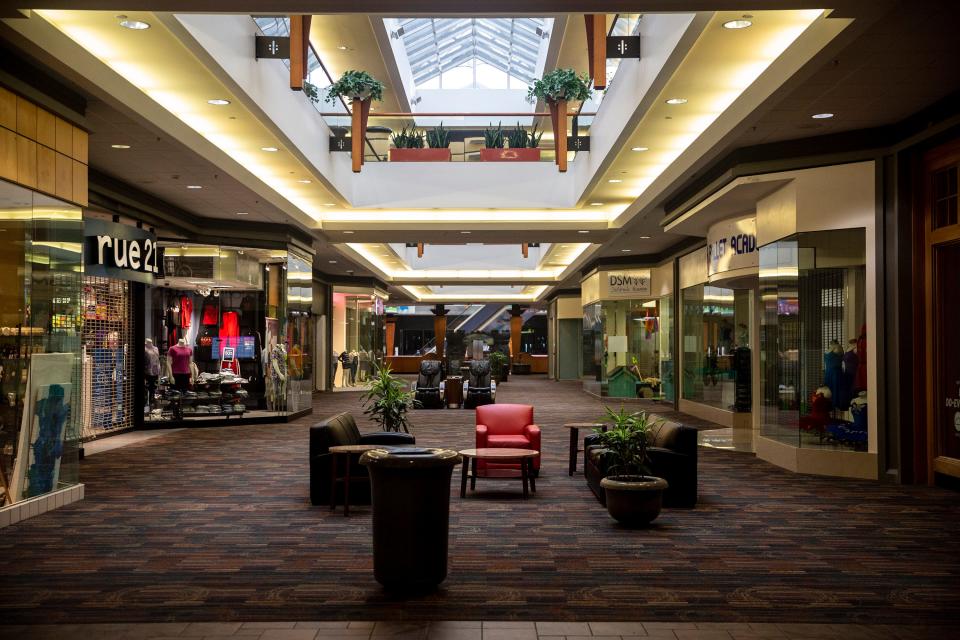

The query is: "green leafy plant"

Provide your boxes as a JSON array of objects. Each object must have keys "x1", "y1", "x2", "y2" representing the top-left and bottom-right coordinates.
[
  {"x1": 391, "y1": 127, "x2": 425, "y2": 149},
  {"x1": 527, "y1": 68, "x2": 593, "y2": 104},
  {"x1": 361, "y1": 364, "x2": 417, "y2": 433},
  {"x1": 527, "y1": 123, "x2": 543, "y2": 148},
  {"x1": 318, "y1": 70, "x2": 385, "y2": 105},
  {"x1": 483, "y1": 122, "x2": 505, "y2": 149},
  {"x1": 593, "y1": 406, "x2": 660, "y2": 477},
  {"x1": 487, "y1": 351, "x2": 508, "y2": 379},
  {"x1": 426, "y1": 122, "x2": 451, "y2": 149},
  {"x1": 506, "y1": 123, "x2": 529, "y2": 149}
]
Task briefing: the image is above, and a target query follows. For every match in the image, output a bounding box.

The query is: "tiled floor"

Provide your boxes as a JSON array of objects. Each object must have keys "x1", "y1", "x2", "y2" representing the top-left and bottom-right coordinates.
[{"x1": 0, "y1": 620, "x2": 948, "y2": 640}]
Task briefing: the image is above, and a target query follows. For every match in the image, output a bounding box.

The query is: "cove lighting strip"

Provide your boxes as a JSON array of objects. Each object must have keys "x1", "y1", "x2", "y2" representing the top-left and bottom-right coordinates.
[{"x1": 402, "y1": 285, "x2": 549, "y2": 302}]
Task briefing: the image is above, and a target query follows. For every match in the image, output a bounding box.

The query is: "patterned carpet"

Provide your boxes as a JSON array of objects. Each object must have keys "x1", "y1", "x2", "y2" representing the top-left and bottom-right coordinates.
[{"x1": 1, "y1": 376, "x2": 958, "y2": 626}]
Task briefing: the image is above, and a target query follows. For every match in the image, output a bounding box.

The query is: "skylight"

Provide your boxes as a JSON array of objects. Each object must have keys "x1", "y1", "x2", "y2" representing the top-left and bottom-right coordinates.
[{"x1": 394, "y1": 18, "x2": 552, "y2": 89}]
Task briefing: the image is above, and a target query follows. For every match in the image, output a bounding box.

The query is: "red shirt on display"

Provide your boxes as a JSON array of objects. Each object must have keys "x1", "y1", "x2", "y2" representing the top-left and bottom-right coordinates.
[
  {"x1": 168, "y1": 344, "x2": 193, "y2": 374},
  {"x1": 220, "y1": 311, "x2": 239, "y2": 350},
  {"x1": 180, "y1": 296, "x2": 193, "y2": 329}
]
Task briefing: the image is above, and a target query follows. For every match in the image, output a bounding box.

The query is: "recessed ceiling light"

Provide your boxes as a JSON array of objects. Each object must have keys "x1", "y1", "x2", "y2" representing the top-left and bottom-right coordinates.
[
  {"x1": 111, "y1": 144, "x2": 131, "y2": 149},
  {"x1": 186, "y1": 185, "x2": 202, "y2": 189},
  {"x1": 261, "y1": 146, "x2": 279, "y2": 152},
  {"x1": 640, "y1": 235, "x2": 651, "y2": 239},
  {"x1": 236, "y1": 212, "x2": 249, "y2": 216},
  {"x1": 346, "y1": 269, "x2": 354, "y2": 273},
  {"x1": 723, "y1": 19, "x2": 753, "y2": 29},
  {"x1": 207, "y1": 99, "x2": 230, "y2": 106},
  {"x1": 328, "y1": 260, "x2": 337, "y2": 264},
  {"x1": 590, "y1": 202, "x2": 603, "y2": 206},
  {"x1": 631, "y1": 146, "x2": 649, "y2": 152},
  {"x1": 608, "y1": 179, "x2": 623, "y2": 183},
  {"x1": 323, "y1": 203, "x2": 336, "y2": 207},
  {"x1": 577, "y1": 230, "x2": 590, "y2": 234},
  {"x1": 343, "y1": 231, "x2": 354, "y2": 234},
  {"x1": 297, "y1": 179, "x2": 312, "y2": 184},
  {"x1": 665, "y1": 98, "x2": 688, "y2": 105},
  {"x1": 621, "y1": 249, "x2": 632, "y2": 252},
  {"x1": 118, "y1": 16, "x2": 150, "y2": 30},
  {"x1": 337, "y1": 45, "x2": 350, "y2": 51},
  {"x1": 461, "y1": 231, "x2": 471, "y2": 234},
  {"x1": 811, "y1": 113, "x2": 834, "y2": 119}
]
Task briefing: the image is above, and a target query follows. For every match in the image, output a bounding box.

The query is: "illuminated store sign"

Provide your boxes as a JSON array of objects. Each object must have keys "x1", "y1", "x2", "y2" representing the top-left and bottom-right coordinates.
[
  {"x1": 707, "y1": 215, "x2": 758, "y2": 278},
  {"x1": 602, "y1": 269, "x2": 652, "y2": 298},
  {"x1": 83, "y1": 219, "x2": 161, "y2": 284}
]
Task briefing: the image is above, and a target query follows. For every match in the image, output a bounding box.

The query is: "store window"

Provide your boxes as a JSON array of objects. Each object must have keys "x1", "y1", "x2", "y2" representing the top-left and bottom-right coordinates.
[
  {"x1": 581, "y1": 299, "x2": 662, "y2": 398},
  {"x1": 759, "y1": 229, "x2": 867, "y2": 451},
  {"x1": 0, "y1": 180, "x2": 82, "y2": 506},
  {"x1": 659, "y1": 294, "x2": 675, "y2": 402},
  {"x1": 332, "y1": 291, "x2": 385, "y2": 389},
  {"x1": 682, "y1": 286, "x2": 751, "y2": 412},
  {"x1": 285, "y1": 250, "x2": 314, "y2": 413}
]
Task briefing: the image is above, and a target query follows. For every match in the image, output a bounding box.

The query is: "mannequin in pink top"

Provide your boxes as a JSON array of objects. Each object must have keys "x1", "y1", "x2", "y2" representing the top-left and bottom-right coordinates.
[{"x1": 167, "y1": 338, "x2": 193, "y2": 391}]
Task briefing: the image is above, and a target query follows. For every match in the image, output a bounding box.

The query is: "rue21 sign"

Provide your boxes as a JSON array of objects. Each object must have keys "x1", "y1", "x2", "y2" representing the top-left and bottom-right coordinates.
[{"x1": 83, "y1": 219, "x2": 162, "y2": 284}]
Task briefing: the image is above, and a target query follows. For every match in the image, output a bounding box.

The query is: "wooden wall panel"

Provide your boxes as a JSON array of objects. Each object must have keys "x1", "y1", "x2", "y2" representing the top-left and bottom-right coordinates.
[
  {"x1": 16, "y1": 136, "x2": 37, "y2": 188},
  {"x1": 16, "y1": 97, "x2": 36, "y2": 139},
  {"x1": 1, "y1": 88, "x2": 88, "y2": 207},
  {"x1": 0, "y1": 87, "x2": 15, "y2": 131},
  {"x1": 37, "y1": 144, "x2": 55, "y2": 194},
  {"x1": 0, "y1": 128, "x2": 15, "y2": 181},
  {"x1": 54, "y1": 151, "x2": 72, "y2": 201}
]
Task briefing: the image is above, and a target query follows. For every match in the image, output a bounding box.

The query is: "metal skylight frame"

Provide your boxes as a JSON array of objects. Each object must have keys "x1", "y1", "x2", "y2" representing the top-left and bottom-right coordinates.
[{"x1": 396, "y1": 17, "x2": 549, "y2": 88}]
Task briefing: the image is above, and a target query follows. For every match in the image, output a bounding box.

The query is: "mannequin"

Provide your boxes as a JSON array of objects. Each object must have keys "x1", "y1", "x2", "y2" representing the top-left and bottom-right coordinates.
[
  {"x1": 144, "y1": 338, "x2": 160, "y2": 408},
  {"x1": 800, "y1": 385, "x2": 833, "y2": 436},
  {"x1": 168, "y1": 338, "x2": 193, "y2": 392},
  {"x1": 837, "y1": 338, "x2": 859, "y2": 411},
  {"x1": 854, "y1": 324, "x2": 867, "y2": 392},
  {"x1": 823, "y1": 339, "x2": 843, "y2": 401},
  {"x1": 271, "y1": 342, "x2": 288, "y2": 410},
  {"x1": 338, "y1": 350, "x2": 351, "y2": 387}
]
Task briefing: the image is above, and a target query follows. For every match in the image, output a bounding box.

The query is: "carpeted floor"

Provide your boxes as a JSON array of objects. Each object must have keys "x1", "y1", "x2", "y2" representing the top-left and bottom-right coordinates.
[{"x1": 1, "y1": 377, "x2": 958, "y2": 626}]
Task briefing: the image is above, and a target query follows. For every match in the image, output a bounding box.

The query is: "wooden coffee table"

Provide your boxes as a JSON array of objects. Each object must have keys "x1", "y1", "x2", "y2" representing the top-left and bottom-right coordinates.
[
  {"x1": 329, "y1": 444, "x2": 384, "y2": 516},
  {"x1": 563, "y1": 422, "x2": 607, "y2": 476},
  {"x1": 458, "y1": 448, "x2": 538, "y2": 499}
]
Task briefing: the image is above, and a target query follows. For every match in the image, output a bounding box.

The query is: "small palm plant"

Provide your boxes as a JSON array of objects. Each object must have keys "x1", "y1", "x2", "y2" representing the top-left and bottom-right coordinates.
[
  {"x1": 594, "y1": 406, "x2": 659, "y2": 478},
  {"x1": 361, "y1": 364, "x2": 418, "y2": 433}
]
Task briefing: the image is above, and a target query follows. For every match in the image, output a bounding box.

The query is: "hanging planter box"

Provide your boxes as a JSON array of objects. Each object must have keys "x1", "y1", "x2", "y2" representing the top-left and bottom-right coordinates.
[
  {"x1": 389, "y1": 148, "x2": 452, "y2": 162},
  {"x1": 480, "y1": 148, "x2": 542, "y2": 162}
]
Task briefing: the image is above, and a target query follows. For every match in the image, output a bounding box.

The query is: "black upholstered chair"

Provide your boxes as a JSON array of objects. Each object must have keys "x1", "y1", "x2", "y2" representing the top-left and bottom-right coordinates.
[
  {"x1": 309, "y1": 412, "x2": 415, "y2": 505},
  {"x1": 584, "y1": 420, "x2": 698, "y2": 508},
  {"x1": 412, "y1": 360, "x2": 444, "y2": 409},
  {"x1": 463, "y1": 360, "x2": 496, "y2": 409}
]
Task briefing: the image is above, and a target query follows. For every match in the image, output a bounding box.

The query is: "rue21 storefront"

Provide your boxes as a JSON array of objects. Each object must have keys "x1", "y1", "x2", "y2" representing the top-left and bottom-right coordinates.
[{"x1": 83, "y1": 219, "x2": 162, "y2": 284}]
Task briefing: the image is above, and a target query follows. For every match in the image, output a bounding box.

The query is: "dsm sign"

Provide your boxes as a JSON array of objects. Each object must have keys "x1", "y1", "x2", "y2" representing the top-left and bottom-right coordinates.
[{"x1": 604, "y1": 269, "x2": 652, "y2": 298}]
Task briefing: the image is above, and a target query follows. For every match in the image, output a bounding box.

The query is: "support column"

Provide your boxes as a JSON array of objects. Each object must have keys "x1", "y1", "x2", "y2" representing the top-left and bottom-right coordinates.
[
  {"x1": 289, "y1": 15, "x2": 312, "y2": 91},
  {"x1": 549, "y1": 99, "x2": 568, "y2": 172},
  {"x1": 509, "y1": 304, "x2": 525, "y2": 362},
  {"x1": 584, "y1": 14, "x2": 607, "y2": 90},
  {"x1": 385, "y1": 314, "x2": 396, "y2": 357},
  {"x1": 351, "y1": 98, "x2": 371, "y2": 173},
  {"x1": 432, "y1": 304, "x2": 448, "y2": 361}
]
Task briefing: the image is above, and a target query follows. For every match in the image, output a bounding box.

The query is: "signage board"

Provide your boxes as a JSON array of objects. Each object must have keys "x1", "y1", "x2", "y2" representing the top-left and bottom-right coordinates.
[
  {"x1": 606, "y1": 35, "x2": 641, "y2": 59},
  {"x1": 329, "y1": 136, "x2": 350, "y2": 152},
  {"x1": 601, "y1": 269, "x2": 652, "y2": 299},
  {"x1": 255, "y1": 35, "x2": 290, "y2": 59},
  {"x1": 567, "y1": 135, "x2": 590, "y2": 151},
  {"x1": 83, "y1": 219, "x2": 160, "y2": 284},
  {"x1": 707, "y1": 215, "x2": 758, "y2": 278}
]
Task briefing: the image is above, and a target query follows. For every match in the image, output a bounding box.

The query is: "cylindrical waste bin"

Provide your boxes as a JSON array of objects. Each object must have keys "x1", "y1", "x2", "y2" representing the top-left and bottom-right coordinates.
[{"x1": 359, "y1": 447, "x2": 461, "y2": 591}]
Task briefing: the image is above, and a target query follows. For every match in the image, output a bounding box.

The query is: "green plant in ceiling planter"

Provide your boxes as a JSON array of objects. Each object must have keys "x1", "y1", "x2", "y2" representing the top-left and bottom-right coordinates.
[
  {"x1": 483, "y1": 122, "x2": 505, "y2": 149},
  {"x1": 426, "y1": 122, "x2": 451, "y2": 149},
  {"x1": 506, "y1": 123, "x2": 529, "y2": 149},
  {"x1": 527, "y1": 68, "x2": 593, "y2": 104},
  {"x1": 527, "y1": 123, "x2": 543, "y2": 148},
  {"x1": 391, "y1": 127, "x2": 425, "y2": 149},
  {"x1": 321, "y1": 70, "x2": 385, "y2": 104}
]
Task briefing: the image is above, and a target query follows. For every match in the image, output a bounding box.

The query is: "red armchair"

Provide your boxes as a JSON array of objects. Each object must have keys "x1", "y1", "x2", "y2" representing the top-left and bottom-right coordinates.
[{"x1": 475, "y1": 404, "x2": 541, "y2": 476}]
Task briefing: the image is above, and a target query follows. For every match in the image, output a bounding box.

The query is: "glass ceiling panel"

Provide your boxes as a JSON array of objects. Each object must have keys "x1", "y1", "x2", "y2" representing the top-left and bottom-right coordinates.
[{"x1": 395, "y1": 17, "x2": 551, "y2": 88}]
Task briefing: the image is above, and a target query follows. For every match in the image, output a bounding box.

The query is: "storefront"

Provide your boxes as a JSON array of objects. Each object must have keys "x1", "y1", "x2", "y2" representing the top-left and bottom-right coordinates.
[
  {"x1": 143, "y1": 243, "x2": 314, "y2": 424},
  {"x1": 0, "y1": 86, "x2": 89, "y2": 518},
  {"x1": 580, "y1": 264, "x2": 673, "y2": 399},
  {"x1": 331, "y1": 286, "x2": 387, "y2": 389}
]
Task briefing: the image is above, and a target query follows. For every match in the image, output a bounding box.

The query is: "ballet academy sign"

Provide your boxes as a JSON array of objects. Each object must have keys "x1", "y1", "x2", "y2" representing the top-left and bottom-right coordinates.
[{"x1": 83, "y1": 219, "x2": 162, "y2": 284}]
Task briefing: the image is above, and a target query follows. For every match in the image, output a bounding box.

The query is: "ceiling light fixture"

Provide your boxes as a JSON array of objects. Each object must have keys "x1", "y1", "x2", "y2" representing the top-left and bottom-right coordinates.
[
  {"x1": 590, "y1": 202, "x2": 603, "y2": 206},
  {"x1": 578, "y1": 230, "x2": 590, "y2": 234},
  {"x1": 117, "y1": 16, "x2": 150, "y2": 30},
  {"x1": 207, "y1": 99, "x2": 230, "y2": 106},
  {"x1": 621, "y1": 249, "x2": 632, "y2": 252},
  {"x1": 608, "y1": 179, "x2": 623, "y2": 183},
  {"x1": 337, "y1": 45, "x2": 350, "y2": 51},
  {"x1": 461, "y1": 231, "x2": 471, "y2": 234},
  {"x1": 186, "y1": 185, "x2": 202, "y2": 189},
  {"x1": 723, "y1": 19, "x2": 753, "y2": 29},
  {"x1": 665, "y1": 98, "x2": 688, "y2": 105},
  {"x1": 322, "y1": 203, "x2": 336, "y2": 207},
  {"x1": 343, "y1": 231, "x2": 354, "y2": 234},
  {"x1": 110, "y1": 144, "x2": 131, "y2": 149},
  {"x1": 811, "y1": 112, "x2": 834, "y2": 119},
  {"x1": 640, "y1": 235, "x2": 651, "y2": 239},
  {"x1": 235, "y1": 212, "x2": 249, "y2": 216},
  {"x1": 297, "y1": 179, "x2": 312, "y2": 184},
  {"x1": 631, "y1": 146, "x2": 649, "y2": 152},
  {"x1": 261, "y1": 146, "x2": 279, "y2": 152},
  {"x1": 328, "y1": 260, "x2": 337, "y2": 264}
]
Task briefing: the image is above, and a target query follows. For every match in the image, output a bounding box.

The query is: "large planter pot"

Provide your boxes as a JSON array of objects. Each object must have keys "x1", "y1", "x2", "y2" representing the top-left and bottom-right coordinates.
[
  {"x1": 600, "y1": 475, "x2": 668, "y2": 526},
  {"x1": 390, "y1": 148, "x2": 451, "y2": 162},
  {"x1": 480, "y1": 148, "x2": 542, "y2": 162}
]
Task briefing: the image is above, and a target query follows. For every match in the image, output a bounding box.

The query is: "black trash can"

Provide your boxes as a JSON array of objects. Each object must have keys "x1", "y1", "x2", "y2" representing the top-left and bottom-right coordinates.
[{"x1": 359, "y1": 447, "x2": 462, "y2": 591}]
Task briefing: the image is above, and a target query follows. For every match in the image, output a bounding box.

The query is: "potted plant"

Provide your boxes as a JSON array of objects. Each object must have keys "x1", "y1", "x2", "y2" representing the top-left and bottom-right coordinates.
[
  {"x1": 306, "y1": 71, "x2": 385, "y2": 172},
  {"x1": 594, "y1": 406, "x2": 668, "y2": 526},
  {"x1": 488, "y1": 351, "x2": 509, "y2": 383},
  {"x1": 361, "y1": 364, "x2": 418, "y2": 433},
  {"x1": 486, "y1": 122, "x2": 542, "y2": 162},
  {"x1": 479, "y1": 122, "x2": 511, "y2": 162},
  {"x1": 390, "y1": 122, "x2": 451, "y2": 162},
  {"x1": 527, "y1": 68, "x2": 592, "y2": 172}
]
